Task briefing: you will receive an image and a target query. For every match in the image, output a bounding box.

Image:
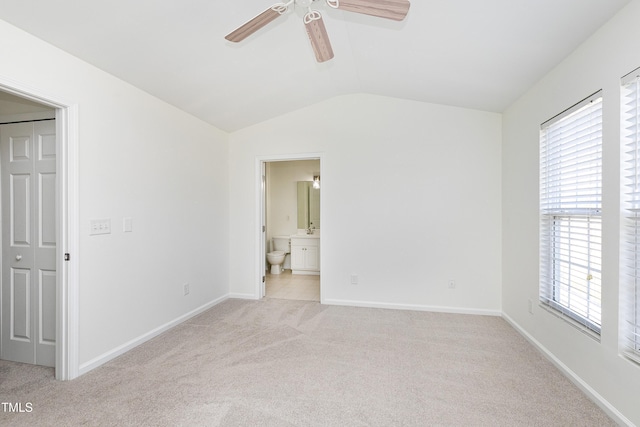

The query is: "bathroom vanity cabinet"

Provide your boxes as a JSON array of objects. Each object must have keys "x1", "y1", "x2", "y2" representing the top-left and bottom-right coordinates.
[{"x1": 291, "y1": 236, "x2": 320, "y2": 275}]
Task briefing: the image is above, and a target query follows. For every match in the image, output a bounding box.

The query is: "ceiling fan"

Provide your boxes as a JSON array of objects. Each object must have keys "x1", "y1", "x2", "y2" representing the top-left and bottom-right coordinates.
[{"x1": 225, "y1": 0, "x2": 411, "y2": 63}]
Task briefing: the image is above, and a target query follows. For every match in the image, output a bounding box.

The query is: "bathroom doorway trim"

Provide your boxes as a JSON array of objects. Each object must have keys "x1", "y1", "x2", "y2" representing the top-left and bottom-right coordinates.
[
  {"x1": 255, "y1": 153, "x2": 324, "y2": 301},
  {"x1": 0, "y1": 76, "x2": 80, "y2": 380}
]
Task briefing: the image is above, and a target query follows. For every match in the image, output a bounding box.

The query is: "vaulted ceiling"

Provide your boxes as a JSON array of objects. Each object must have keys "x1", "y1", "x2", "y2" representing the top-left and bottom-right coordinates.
[{"x1": 0, "y1": 0, "x2": 632, "y2": 132}]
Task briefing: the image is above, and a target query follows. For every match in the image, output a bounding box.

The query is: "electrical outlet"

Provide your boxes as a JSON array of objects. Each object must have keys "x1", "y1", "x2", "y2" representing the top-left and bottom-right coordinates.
[
  {"x1": 448, "y1": 280, "x2": 456, "y2": 289},
  {"x1": 183, "y1": 283, "x2": 190, "y2": 296},
  {"x1": 350, "y1": 274, "x2": 359, "y2": 285}
]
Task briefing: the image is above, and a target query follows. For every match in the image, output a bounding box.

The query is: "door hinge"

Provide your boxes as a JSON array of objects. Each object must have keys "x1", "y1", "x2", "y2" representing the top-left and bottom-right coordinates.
[
  {"x1": 64, "y1": 253, "x2": 70, "y2": 261},
  {"x1": 262, "y1": 225, "x2": 266, "y2": 232},
  {"x1": 262, "y1": 275, "x2": 266, "y2": 283}
]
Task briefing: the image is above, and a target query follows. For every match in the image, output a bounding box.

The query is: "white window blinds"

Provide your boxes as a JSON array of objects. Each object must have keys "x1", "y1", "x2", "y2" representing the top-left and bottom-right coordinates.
[
  {"x1": 540, "y1": 91, "x2": 603, "y2": 335},
  {"x1": 621, "y1": 68, "x2": 640, "y2": 364}
]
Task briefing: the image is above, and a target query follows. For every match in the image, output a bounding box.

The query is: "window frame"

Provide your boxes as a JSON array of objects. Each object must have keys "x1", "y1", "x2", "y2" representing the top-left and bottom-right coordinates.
[
  {"x1": 539, "y1": 91, "x2": 603, "y2": 336},
  {"x1": 621, "y1": 67, "x2": 640, "y2": 364}
]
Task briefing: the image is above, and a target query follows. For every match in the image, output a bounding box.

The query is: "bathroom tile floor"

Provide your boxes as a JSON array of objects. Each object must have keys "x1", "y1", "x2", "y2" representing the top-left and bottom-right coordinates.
[{"x1": 265, "y1": 270, "x2": 320, "y2": 301}]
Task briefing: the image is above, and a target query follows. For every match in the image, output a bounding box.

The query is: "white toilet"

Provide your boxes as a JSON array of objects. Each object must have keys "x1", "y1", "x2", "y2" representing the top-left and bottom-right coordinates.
[{"x1": 267, "y1": 236, "x2": 290, "y2": 274}]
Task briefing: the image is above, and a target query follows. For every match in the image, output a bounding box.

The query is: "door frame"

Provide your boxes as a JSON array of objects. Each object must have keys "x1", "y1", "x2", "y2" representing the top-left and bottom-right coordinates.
[
  {"x1": 255, "y1": 153, "x2": 324, "y2": 301},
  {"x1": 0, "y1": 77, "x2": 79, "y2": 380}
]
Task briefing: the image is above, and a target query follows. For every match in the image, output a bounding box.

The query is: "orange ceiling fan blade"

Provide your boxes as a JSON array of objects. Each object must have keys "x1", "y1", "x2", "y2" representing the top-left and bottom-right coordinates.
[
  {"x1": 332, "y1": 0, "x2": 410, "y2": 21},
  {"x1": 225, "y1": 7, "x2": 284, "y2": 42},
  {"x1": 304, "y1": 14, "x2": 334, "y2": 63}
]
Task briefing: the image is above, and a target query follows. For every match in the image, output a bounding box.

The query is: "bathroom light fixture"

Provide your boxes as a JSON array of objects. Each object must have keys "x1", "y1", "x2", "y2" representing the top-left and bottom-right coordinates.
[{"x1": 313, "y1": 175, "x2": 320, "y2": 189}]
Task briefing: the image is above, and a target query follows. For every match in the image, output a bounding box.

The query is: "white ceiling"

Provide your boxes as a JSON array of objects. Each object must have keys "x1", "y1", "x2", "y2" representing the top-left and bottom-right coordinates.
[{"x1": 0, "y1": 0, "x2": 632, "y2": 132}]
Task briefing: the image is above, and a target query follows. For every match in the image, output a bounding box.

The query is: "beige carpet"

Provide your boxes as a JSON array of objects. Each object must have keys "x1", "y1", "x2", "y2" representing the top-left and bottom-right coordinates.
[{"x1": 0, "y1": 298, "x2": 615, "y2": 426}]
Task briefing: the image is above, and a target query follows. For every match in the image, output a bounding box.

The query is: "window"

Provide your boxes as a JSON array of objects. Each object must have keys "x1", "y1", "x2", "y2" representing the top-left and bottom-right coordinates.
[
  {"x1": 540, "y1": 91, "x2": 603, "y2": 335},
  {"x1": 621, "y1": 68, "x2": 640, "y2": 364}
]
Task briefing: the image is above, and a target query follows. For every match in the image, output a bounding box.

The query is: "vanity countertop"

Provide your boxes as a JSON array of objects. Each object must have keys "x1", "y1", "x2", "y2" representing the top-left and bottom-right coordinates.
[{"x1": 291, "y1": 234, "x2": 320, "y2": 239}]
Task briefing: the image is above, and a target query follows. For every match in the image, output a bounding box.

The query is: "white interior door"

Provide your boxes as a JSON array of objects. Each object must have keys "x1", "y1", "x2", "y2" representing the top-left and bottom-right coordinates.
[
  {"x1": 260, "y1": 161, "x2": 266, "y2": 298},
  {"x1": 0, "y1": 120, "x2": 56, "y2": 367}
]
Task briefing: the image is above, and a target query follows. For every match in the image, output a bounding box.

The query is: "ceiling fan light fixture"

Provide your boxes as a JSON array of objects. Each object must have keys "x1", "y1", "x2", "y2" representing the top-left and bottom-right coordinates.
[{"x1": 225, "y1": 0, "x2": 410, "y2": 61}]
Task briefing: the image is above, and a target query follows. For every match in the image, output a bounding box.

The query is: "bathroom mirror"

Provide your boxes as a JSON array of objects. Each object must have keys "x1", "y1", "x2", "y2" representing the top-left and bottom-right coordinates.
[{"x1": 297, "y1": 181, "x2": 320, "y2": 229}]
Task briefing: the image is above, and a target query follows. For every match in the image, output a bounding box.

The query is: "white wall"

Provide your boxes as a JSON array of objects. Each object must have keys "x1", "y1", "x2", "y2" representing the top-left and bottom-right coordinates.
[
  {"x1": 0, "y1": 19, "x2": 230, "y2": 371},
  {"x1": 502, "y1": 1, "x2": 640, "y2": 424},
  {"x1": 229, "y1": 94, "x2": 502, "y2": 313}
]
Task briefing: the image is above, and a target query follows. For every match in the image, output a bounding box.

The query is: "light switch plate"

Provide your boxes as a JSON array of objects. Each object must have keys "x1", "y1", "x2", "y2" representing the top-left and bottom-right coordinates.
[{"x1": 90, "y1": 219, "x2": 111, "y2": 235}]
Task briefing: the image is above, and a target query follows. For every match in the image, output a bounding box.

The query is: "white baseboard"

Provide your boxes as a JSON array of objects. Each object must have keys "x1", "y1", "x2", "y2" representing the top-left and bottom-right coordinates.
[
  {"x1": 78, "y1": 294, "x2": 229, "y2": 376},
  {"x1": 502, "y1": 313, "x2": 633, "y2": 427},
  {"x1": 322, "y1": 298, "x2": 501, "y2": 316},
  {"x1": 228, "y1": 292, "x2": 258, "y2": 300}
]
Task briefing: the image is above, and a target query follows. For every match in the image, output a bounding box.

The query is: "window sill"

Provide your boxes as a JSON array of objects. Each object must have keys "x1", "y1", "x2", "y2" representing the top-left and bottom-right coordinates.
[{"x1": 539, "y1": 302, "x2": 601, "y2": 342}]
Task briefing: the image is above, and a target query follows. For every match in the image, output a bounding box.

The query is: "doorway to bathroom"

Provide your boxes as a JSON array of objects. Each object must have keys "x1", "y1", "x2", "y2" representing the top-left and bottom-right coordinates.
[{"x1": 257, "y1": 154, "x2": 322, "y2": 302}]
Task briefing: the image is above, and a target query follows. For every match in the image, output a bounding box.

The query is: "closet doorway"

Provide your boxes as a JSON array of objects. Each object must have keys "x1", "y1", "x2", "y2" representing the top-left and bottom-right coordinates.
[
  {"x1": 0, "y1": 85, "x2": 78, "y2": 380},
  {"x1": 0, "y1": 116, "x2": 57, "y2": 367}
]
